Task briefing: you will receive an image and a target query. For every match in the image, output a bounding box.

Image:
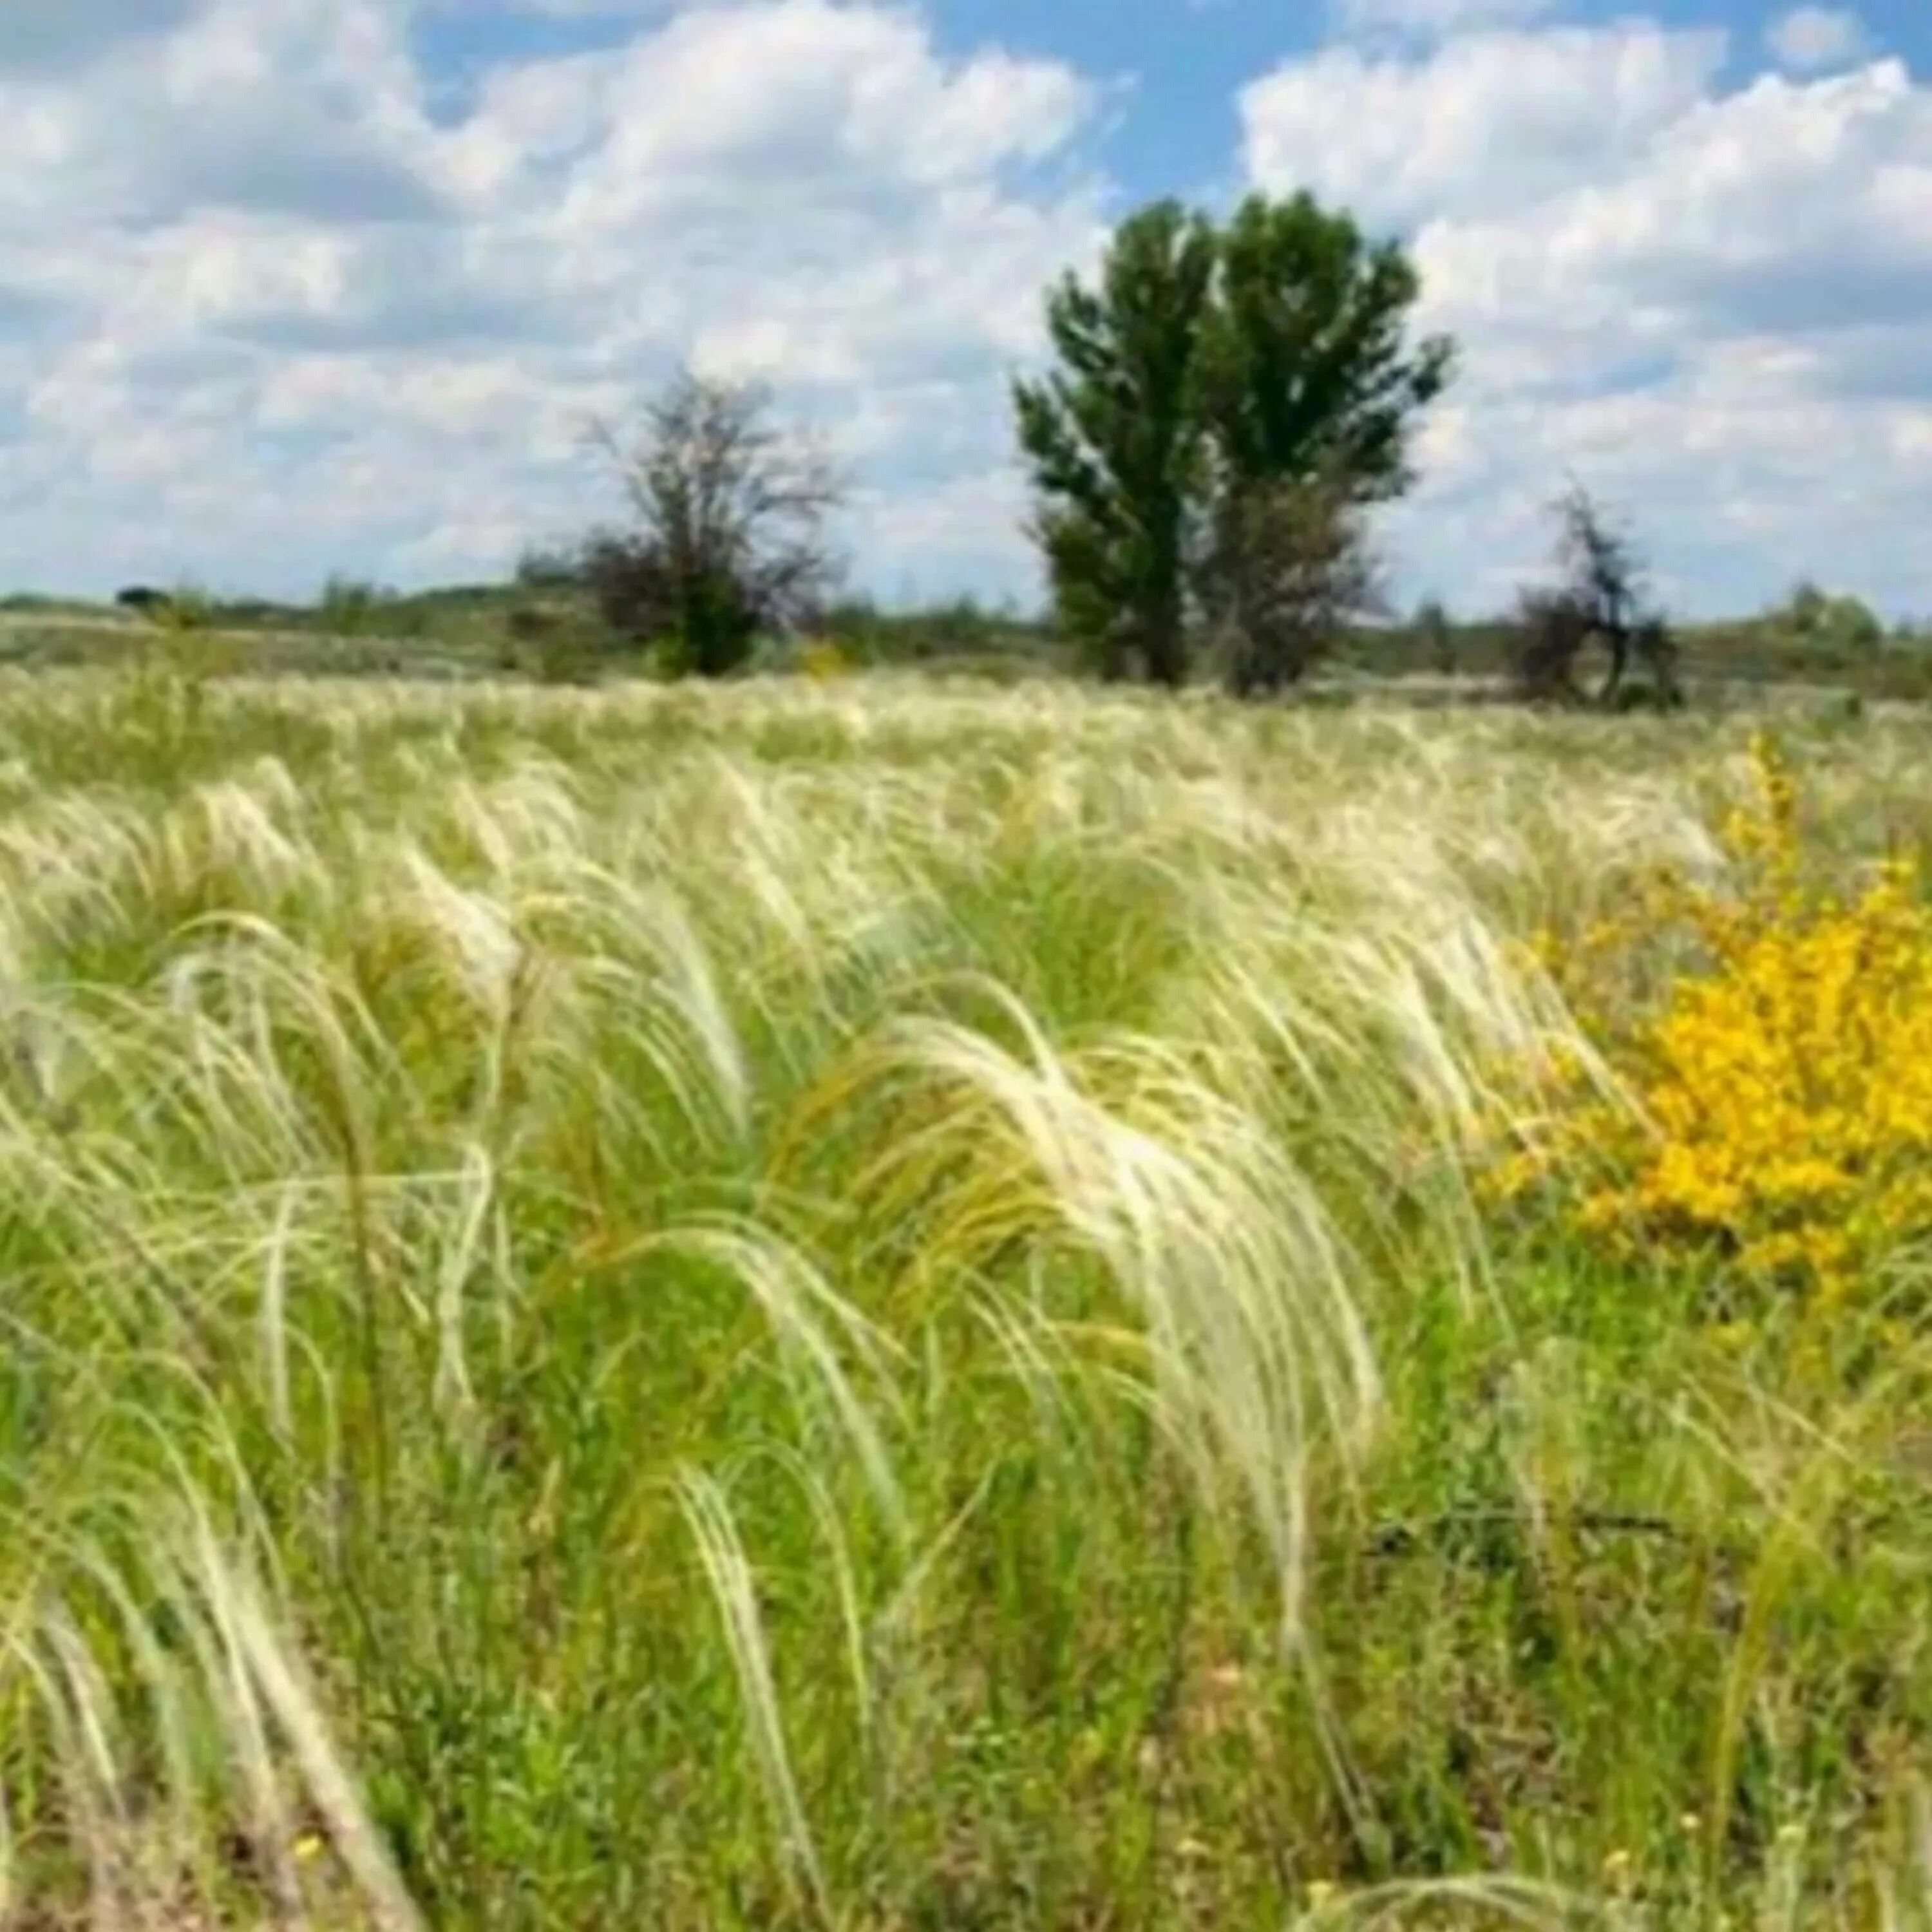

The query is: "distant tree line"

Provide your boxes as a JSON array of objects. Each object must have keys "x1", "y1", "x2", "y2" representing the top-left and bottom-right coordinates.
[
  {"x1": 531, "y1": 187, "x2": 1687, "y2": 708},
  {"x1": 95, "y1": 182, "x2": 1917, "y2": 708}
]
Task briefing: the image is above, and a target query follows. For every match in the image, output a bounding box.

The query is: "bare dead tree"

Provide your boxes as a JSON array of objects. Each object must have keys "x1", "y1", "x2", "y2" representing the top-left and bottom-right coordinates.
[
  {"x1": 1512, "y1": 484, "x2": 1680, "y2": 708},
  {"x1": 1196, "y1": 472, "x2": 1388, "y2": 696},
  {"x1": 582, "y1": 371, "x2": 848, "y2": 677}
]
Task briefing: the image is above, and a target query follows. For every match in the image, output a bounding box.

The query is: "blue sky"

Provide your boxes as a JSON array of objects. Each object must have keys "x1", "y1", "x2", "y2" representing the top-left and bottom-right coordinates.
[{"x1": 3, "y1": 0, "x2": 1931, "y2": 618}]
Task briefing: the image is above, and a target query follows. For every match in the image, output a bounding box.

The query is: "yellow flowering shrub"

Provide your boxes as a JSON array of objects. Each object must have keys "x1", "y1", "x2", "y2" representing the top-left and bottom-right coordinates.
[{"x1": 1498, "y1": 733, "x2": 1932, "y2": 1309}]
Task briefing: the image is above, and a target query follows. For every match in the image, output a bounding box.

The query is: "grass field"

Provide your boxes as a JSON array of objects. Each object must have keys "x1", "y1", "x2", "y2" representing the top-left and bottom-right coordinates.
[{"x1": 0, "y1": 664, "x2": 1927, "y2": 1929}]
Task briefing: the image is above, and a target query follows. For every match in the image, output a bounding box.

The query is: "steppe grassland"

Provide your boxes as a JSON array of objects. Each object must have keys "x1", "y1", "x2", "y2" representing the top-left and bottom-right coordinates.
[{"x1": 0, "y1": 665, "x2": 1926, "y2": 1928}]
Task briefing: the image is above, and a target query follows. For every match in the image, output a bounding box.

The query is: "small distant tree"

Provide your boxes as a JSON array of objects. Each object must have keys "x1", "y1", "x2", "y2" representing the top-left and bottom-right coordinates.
[
  {"x1": 1512, "y1": 485, "x2": 1679, "y2": 708},
  {"x1": 583, "y1": 371, "x2": 847, "y2": 677},
  {"x1": 515, "y1": 545, "x2": 584, "y2": 592},
  {"x1": 1780, "y1": 579, "x2": 1884, "y2": 654},
  {"x1": 153, "y1": 583, "x2": 215, "y2": 634},
  {"x1": 117, "y1": 583, "x2": 214, "y2": 630},
  {"x1": 319, "y1": 575, "x2": 387, "y2": 637},
  {"x1": 1414, "y1": 596, "x2": 1455, "y2": 676},
  {"x1": 1786, "y1": 579, "x2": 1830, "y2": 633},
  {"x1": 1830, "y1": 598, "x2": 1882, "y2": 652}
]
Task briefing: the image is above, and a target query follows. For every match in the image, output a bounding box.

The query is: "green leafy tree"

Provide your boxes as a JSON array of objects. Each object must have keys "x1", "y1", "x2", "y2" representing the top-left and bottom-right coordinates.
[
  {"x1": 1015, "y1": 191, "x2": 1452, "y2": 690},
  {"x1": 1198, "y1": 193, "x2": 1454, "y2": 503},
  {"x1": 1012, "y1": 202, "x2": 1217, "y2": 687}
]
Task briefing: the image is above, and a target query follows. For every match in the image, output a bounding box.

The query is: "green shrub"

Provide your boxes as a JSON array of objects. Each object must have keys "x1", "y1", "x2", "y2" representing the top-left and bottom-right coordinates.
[
  {"x1": 153, "y1": 582, "x2": 215, "y2": 632},
  {"x1": 1780, "y1": 580, "x2": 1884, "y2": 654}
]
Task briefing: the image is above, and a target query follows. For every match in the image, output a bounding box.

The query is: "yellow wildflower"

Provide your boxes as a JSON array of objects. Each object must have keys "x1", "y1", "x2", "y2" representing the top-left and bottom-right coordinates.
[{"x1": 1492, "y1": 733, "x2": 1932, "y2": 1314}]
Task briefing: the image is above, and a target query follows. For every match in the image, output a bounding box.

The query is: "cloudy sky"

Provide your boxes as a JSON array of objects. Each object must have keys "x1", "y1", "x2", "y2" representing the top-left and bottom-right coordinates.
[{"x1": 2, "y1": 0, "x2": 1928, "y2": 618}]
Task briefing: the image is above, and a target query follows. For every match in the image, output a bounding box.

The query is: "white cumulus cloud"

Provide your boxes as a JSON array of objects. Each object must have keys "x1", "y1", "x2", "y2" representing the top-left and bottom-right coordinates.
[{"x1": 1766, "y1": 6, "x2": 1871, "y2": 73}]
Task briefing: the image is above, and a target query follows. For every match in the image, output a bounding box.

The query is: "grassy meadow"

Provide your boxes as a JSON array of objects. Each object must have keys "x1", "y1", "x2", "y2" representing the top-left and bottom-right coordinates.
[{"x1": 0, "y1": 663, "x2": 1927, "y2": 1928}]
